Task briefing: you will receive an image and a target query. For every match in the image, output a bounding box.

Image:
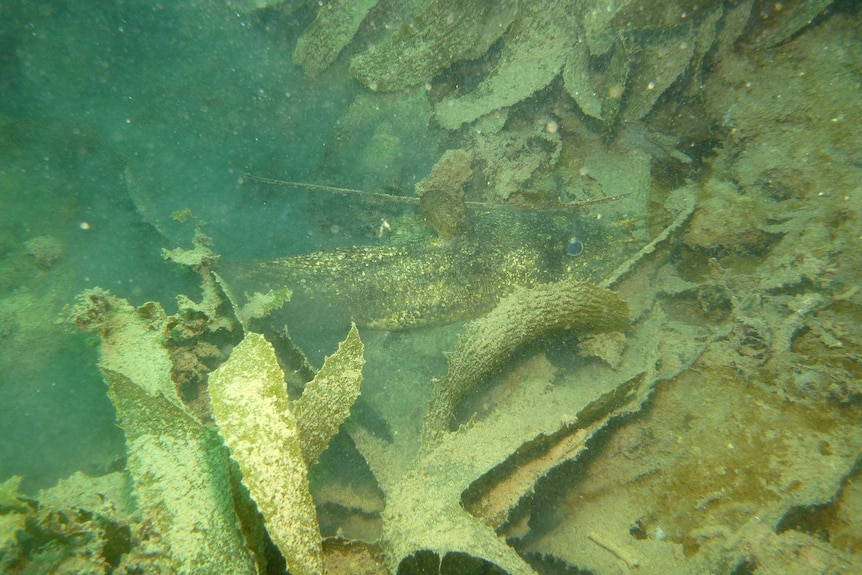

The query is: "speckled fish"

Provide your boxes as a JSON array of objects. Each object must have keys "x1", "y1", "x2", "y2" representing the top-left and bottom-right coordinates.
[{"x1": 218, "y1": 209, "x2": 631, "y2": 331}]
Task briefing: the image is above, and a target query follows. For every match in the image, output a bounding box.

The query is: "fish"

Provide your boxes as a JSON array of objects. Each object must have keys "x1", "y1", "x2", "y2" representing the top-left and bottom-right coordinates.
[{"x1": 217, "y1": 208, "x2": 631, "y2": 332}]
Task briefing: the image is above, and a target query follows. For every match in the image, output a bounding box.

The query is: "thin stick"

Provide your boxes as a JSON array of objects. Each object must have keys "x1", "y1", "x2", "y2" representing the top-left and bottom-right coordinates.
[
  {"x1": 587, "y1": 531, "x2": 640, "y2": 569},
  {"x1": 601, "y1": 194, "x2": 696, "y2": 289},
  {"x1": 242, "y1": 173, "x2": 626, "y2": 212},
  {"x1": 242, "y1": 174, "x2": 420, "y2": 205}
]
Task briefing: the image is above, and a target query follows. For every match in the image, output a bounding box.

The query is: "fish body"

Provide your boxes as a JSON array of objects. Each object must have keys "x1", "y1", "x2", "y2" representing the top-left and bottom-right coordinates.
[{"x1": 221, "y1": 210, "x2": 628, "y2": 331}]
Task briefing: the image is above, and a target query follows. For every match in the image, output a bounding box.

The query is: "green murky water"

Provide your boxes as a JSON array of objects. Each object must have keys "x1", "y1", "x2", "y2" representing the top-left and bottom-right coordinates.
[{"x1": 1, "y1": 2, "x2": 861, "y2": 574}]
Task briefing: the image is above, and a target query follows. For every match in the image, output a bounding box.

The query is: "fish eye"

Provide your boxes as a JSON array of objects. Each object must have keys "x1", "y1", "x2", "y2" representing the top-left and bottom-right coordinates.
[{"x1": 566, "y1": 238, "x2": 584, "y2": 257}]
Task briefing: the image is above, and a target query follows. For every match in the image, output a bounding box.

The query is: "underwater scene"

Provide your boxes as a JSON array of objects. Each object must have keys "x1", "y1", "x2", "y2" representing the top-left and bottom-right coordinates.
[{"x1": 1, "y1": 0, "x2": 861, "y2": 573}]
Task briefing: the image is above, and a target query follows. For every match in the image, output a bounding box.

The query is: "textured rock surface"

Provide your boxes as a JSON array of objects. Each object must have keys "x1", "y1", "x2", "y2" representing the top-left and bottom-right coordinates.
[{"x1": 415, "y1": 149, "x2": 473, "y2": 240}]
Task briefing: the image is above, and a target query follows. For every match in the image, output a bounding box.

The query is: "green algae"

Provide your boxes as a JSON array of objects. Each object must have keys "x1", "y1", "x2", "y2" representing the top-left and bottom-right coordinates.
[
  {"x1": 294, "y1": 323, "x2": 365, "y2": 466},
  {"x1": 348, "y1": 0, "x2": 519, "y2": 93},
  {"x1": 208, "y1": 325, "x2": 365, "y2": 575}
]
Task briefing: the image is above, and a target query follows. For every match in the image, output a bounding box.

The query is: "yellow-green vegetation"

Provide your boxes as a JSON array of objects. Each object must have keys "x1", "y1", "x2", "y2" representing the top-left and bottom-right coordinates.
[
  {"x1": 293, "y1": 0, "x2": 381, "y2": 78},
  {"x1": 0, "y1": 477, "x2": 28, "y2": 568},
  {"x1": 423, "y1": 279, "x2": 630, "y2": 445},
  {"x1": 0, "y1": 472, "x2": 152, "y2": 573},
  {"x1": 170, "y1": 208, "x2": 193, "y2": 223},
  {"x1": 70, "y1": 289, "x2": 179, "y2": 403},
  {"x1": 434, "y1": 0, "x2": 579, "y2": 130},
  {"x1": 208, "y1": 332, "x2": 324, "y2": 575},
  {"x1": 68, "y1": 289, "x2": 257, "y2": 575},
  {"x1": 347, "y1": 0, "x2": 519, "y2": 93},
  {"x1": 66, "y1": 271, "x2": 368, "y2": 575},
  {"x1": 294, "y1": 324, "x2": 365, "y2": 466},
  {"x1": 289, "y1": 0, "x2": 833, "y2": 132},
  {"x1": 208, "y1": 325, "x2": 364, "y2": 575},
  {"x1": 105, "y1": 368, "x2": 257, "y2": 574}
]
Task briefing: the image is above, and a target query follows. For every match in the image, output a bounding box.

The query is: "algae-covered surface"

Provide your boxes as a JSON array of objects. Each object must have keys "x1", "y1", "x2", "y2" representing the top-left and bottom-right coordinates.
[{"x1": 1, "y1": 1, "x2": 861, "y2": 574}]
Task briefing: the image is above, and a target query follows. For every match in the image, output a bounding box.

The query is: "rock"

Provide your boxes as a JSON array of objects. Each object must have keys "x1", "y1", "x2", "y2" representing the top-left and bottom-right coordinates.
[{"x1": 23, "y1": 235, "x2": 64, "y2": 268}]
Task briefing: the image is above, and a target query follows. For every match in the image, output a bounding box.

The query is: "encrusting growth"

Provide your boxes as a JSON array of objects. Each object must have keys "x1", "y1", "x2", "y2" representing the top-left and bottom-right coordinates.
[
  {"x1": 294, "y1": 323, "x2": 365, "y2": 467},
  {"x1": 208, "y1": 326, "x2": 365, "y2": 575},
  {"x1": 423, "y1": 279, "x2": 629, "y2": 445},
  {"x1": 208, "y1": 332, "x2": 324, "y2": 575}
]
